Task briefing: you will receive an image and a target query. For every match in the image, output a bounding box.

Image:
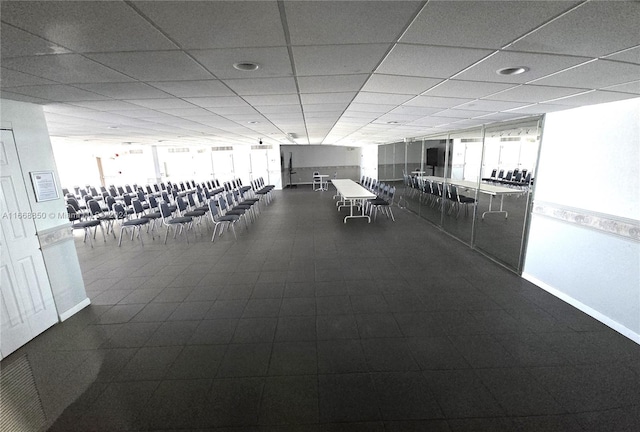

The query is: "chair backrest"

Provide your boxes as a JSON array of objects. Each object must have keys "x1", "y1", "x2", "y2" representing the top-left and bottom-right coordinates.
[
  {"x1": 117, "y1": 186, "x2": 125, "y2": 195},
  {"x1": 105, "y1": 196, "x2": 116, "y2": 210},
  {"x1": 67, "y1": 197, "x2": 81, "y2": 212},
  {"x1": 504, "y1": 170, "x2": 513, "y2": 181},
  {"x1": 88, "y1": 199, "x2": 102, "y2": 215},
  {"x1": 497, "y1": 169, "x2": 504, "y2": 179},
  {"x1": 132, "y1": 199, "x2": 145, "y2": 214},
  {"x1": 137, "y1": 190, "x2": 146, "y2": 202},
  {"x1": 112, "y1": 203, "x2": 127, "y2": 219},
  {"x1": 123, "y1": 194, "x2": 132, "y2": 206},
  {"x1": 159, "y1": 201, "x2": 172, "y2": 218},
  {"x1": 176, "y1": 196, "x2": 188, "y2": 212},
  {"x1": 148, "y1": 195, "x2": 159, "y2": 210},
  {"x1": 187, "y1": 193, "x2": 197, "y2": 208},
  {"x1": 218, "y1": 196, "x2": 229, "y2": 213},
  {"x1": 490, "y1": 169, "x2": 497, "y2": 178},
  {"x1": 208, "y1": 199, "x2": 219, "y2": 218},
  {"x1": 125, "y1": 185, "x2": 133, "y2": 193},
  {"x1": 67, "y1": 204, "x2": 79, "y2": 221}
]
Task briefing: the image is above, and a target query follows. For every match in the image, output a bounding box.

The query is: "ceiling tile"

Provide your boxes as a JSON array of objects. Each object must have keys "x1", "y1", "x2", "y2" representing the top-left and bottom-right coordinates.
[
  {"x1": 404, "y1": 95, "x2": 473, "y2": 109},
  {"x1": 75, "y1": 82, "x2": 172, "y2": 99},
  {"x1": 352, "y1": 92, "x2": 414, "y2": 105},
  {"x1": 454, "y1": 51, "x2": 590, "y2": 84},
  {"x1": 125, "y1": 98, "x2": 195, "y2": 110},
  {"x1": 132, "y1": 1, "x2": 285, "y2": 49},
  {"x1": 603, "y1": 46, "x2": 640, "y2": 65},
  {"x1": 223, "y1": 77, "x2": 297, "y2": 95},
  {"x1": 2, "y1": 54, "x2": 134, "y2": 84},
  {"x1": 506, "y1": 103, "x2": 569, "y2": 115},
  {"x1": 285, "y1": 1, "x2": 421, "y2": 45},
  {"x1": 1, "y1": 25, "x2": 71, "y2": 58},
  {"x1": 401, "y1": 1, "x2": 575, "y2": 49},
  {"x1": 0, "y1": 90, "x2": 49, "y2": 105},
  {"x1": 377, "y1": 44, "x2": 493, "y2": 78},
  {"x1": 0, "y1": 68, "x2": 58, "y2": 88},
  {"x1": 297, "y1": 75, "x2": 369, "y2": 93},
  {"x1": 456, "y1": 100, "x2": 530, "y2": 112},
  {"x1": 433, "y1": 109, "x2": 493, "y2": 119},
  {"x1": 148, "y1": 80, "x2": 234, "y2": 98},
  {"x1": 257, "y1": 105, "x2": 302, "y2": 115},
  {"x1": 183, "y1": 96, "x2": 249, "y2": 108},
  {"x1": 303, "y1": 103, "x2": 349, "y2": 113},
  {"x1": 1, "y1": 1, "x2": 174, "y2": 52},
  {"x1": 362, "y1": 74, "x2": 442, "y2": 95},
  {"x1": 293, "y1": 44, "x2": 391, "y2": 76},
  {"x1": 388, "y1": 106, "x2": 442, "y2": 117},
  {"x1": 86, "y1": 51, "x2": 212, "y2": 81},
  {"x1": 347, "y1": 103, "x2": 395, "y2": 113},
  {"x1": 488, "y1": 85, "x2": 588, "y2": 103},
  {"x1": 508, "y1": 1, "x2": 640, "y2": 57},
  {"x1": 601, "y1": 81, "x2": 640, "y2": 95},
  {"x1": 531, "y1": 59, "x2": 640, "y2": 89},
  {"x1": 545, "y1": 90, "x2": 640, "y2": 107},
  {"x1": 190, "y1": 47, "x2": 292, "y2": 79},
  {"x1": 423, "y1": 80, "x2": 517, "y2": 99},
  {"x1": 68, "y1": 100, "x2": 143, "y2": 111},
  {"x1": 8, "y1": 85, "x2": 108, "y2": 102},
  {"x1": 243, "y1": 94, "x2": 300, "y2": 106},
  {"x1": 300, "y1": 92, "x2": 356, "y2": 105}
]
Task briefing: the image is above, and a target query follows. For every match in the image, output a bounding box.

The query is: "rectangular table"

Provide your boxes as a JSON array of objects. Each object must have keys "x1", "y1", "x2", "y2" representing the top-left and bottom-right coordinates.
[
  {"x1": 331, "y1": 179, "x2": 377, "y2": 223},
  {"x1": 419, "y1": 176, "x2": 524, "y2": 219}
]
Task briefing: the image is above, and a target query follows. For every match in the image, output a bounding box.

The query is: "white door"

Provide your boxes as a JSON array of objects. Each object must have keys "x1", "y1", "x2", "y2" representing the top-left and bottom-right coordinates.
[
  {"x1": 250, "y1": 149, "x2": 269, "y2": 184},
  {"x1": 211, "y1": 150, "x2": 235, "y2": 182},
  {"x1": 0, "y1": 129, "x2": 58, "y2": 359}
]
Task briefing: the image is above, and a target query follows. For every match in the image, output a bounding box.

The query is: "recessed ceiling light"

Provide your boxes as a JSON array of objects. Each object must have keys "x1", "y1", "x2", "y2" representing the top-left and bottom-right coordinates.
[
  {"x1": 247, "y1": 121, "x2": 259, "y2": 124},
  {"x1": 387, "y1": 121, "x2": 400, "y2": 124},
  {"x1": 496, "y1": 66, "x2": 529, "y2": 76},
  {"x1": 107, "y1": 126, "x2": 119, "y2": 129},
  {"x1": 233, "y1": 62, "x2": 260, "y2": 71}
]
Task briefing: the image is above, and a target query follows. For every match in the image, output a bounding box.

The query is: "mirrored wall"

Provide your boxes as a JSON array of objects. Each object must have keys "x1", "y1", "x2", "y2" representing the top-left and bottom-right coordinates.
[{"x1": 381, "y1": 118, "x2": 541, "y2": 273}]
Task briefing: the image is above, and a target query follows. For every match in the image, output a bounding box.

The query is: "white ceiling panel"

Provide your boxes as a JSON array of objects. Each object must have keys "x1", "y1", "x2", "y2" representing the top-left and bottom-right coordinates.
[
  {"x1": 190, "y1": 47, "x2": 293, "y2": 79},
  {"x1": 148, "y1": 80, "x2": 234, "y2": 98},
  {"x1": 433, "y1": 109, "x2": 494, "y2": 119},
  {"x1": 257, "y1": 105, "x2": 302, "y2": 115},
  {"x1": 352, "y1": 92, "x2": 414, "y2": 105},
  {"x1": 454, "y1": 51, "x2": 590, "y2": 84},
  {"x1": 402, "y1": 1, "x2": 575, "y2": 50},
  {"x1": 377, "y1": 44, "x2": 493, "y2": 78},
  {"x1": 68, "y1": 100, "x2": 144, "y2": 111},
  {"x1": 602, "y1": 81, "x2": 640, "y2": 95},
  {"x1": 456, "y1": 100, "x2": 530, "y2": 112},
  {"x1": 285, "y1": 1, "x2": 421, "y2": 45},
  {"x1": 293, "y1": 44, "x2": 391, "y2": 76},
  {"x1": 0, "y1": 68, "x2": 58, "y2": 88},
  {"x1": 604, "y1": 46, "x2": 640, "y2": 65},
  {"x1": 531, "y1": 59, "x2": 640, "y2": 89},
  {"x1": 362, "y1": 75, "x2": 442, "y2": 95},
  {"x1": 125, "y1": 98, "x2": 195, "y2": 110},
  {"x1": 297, "y1": 75, "x2": 369, "y2": 93},
  {"x1": 404, "y1": 96, "x2": 474, "y2": 109},
  {"x1": 75, "y1": 82, "x2": 172, "y2": 99},
  {"x1": 1, "y1": 1, "x2": 638, "y2": 146},
  {"x1": 223, "y1": 77, "x2": 297, "y2": 95},
  {"x1": 488, "y1": 84, "x2": 588, "y2": 103},
  {"x1": 1, "y1": 1, "x2": 175, "y2": 52},
  {"x1": 86, "y1": 51, "x2": 212, "y2": 81},
  {"x1": 1, "y1": 25, "x2": 71, "y2": 58},
  {"x1": 423, "y1": 80, "x2": 517, "y2": 99},
  {"x1": 546, "y1": 90, "x2": 640, "y2": 107},
  {"x1": 0, "y1": 91, "x2": 49, "y2": 105},
  {"x1": 132, "y1": 1, "x2": 285, "y2": 49},
  {"x1": 8, "y1": 85, "x2": 108, "y2": 102},
  {"x1": 508, "y1": 1, "x2": 640, "y2": 57},
  {"x1": 243, "y1": 94, "x2": 300, "y2": 106},
  {"x1": 184, "y1": 96, "x2": 250, "y2": 108},
  {"x1": 2, "y1": 54, "x2": 133, "y2": 84},
  {"x1": 300, "y1": 93, "x2": 356, "y2": 105}
]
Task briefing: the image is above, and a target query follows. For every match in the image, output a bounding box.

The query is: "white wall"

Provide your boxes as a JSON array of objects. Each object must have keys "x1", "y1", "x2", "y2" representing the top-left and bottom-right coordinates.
[
  {"x1": 524, "y1": 98, "x2": 640, "y2": 343},
  {"x1": 282, "y1": 145, "x2": 361, "y2": 184},
  {"x1": 360, "y1": 145, "x2": 378, "y2": 180},
  {"x1": 1, "y1": 99, "x2": 88, "y2": 321}
]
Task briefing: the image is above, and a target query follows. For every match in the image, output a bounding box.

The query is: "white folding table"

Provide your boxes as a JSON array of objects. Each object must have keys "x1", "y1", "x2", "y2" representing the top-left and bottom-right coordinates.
[
  {"x1": 420, "y1": 176, "x2": 524, "y2": 219},
  {"x1": 331, "y1": 179, "x2": 377, "y2": 223}
]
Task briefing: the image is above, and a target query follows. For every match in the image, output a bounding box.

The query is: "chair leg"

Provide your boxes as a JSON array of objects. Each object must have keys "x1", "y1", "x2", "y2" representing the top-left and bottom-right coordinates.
[
  {"x1": 164, "y1": 226, "x2": 171, "y2": 244},
  {"x1": 211, "y1": 223, "x2": 219, "y2": 242},
  {"x1": 118, "y1": 226, "x2": 125, "y2": 247}
]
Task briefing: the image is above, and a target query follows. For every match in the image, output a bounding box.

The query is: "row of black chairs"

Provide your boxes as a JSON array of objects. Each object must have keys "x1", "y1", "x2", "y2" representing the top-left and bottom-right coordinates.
[
  {"x1": 359, "y1": 176, "x2": 396, "y2": 221},
  {"x1": 403, "y1": 174, "x2": 476, "y2": 218},
  {"x1": 482, "y1": 168, "x2": 532, "y2": 189},
  {"x1": 66, "y1": 177, "x2": 274, "y2": 247}
]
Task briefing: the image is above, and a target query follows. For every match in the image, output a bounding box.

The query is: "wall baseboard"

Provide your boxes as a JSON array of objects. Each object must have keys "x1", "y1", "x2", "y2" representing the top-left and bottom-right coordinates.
[
  {"x1": 522, "y1": 272, "x2": 640, "y2": 345},
  {"x1": 58, "y1": 297, "x2": 91, "y2": 322}
]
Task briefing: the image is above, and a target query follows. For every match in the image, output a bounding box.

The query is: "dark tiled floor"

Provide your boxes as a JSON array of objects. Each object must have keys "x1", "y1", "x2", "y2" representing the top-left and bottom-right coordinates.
[{"x1": 3, "y1": 185, "x2": 640, "y2": 431}]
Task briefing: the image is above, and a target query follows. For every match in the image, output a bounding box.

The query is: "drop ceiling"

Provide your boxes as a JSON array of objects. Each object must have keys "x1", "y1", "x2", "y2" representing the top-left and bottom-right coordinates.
[{"x1": 1, "y1": 1, "x2": 638, "y2": 147}]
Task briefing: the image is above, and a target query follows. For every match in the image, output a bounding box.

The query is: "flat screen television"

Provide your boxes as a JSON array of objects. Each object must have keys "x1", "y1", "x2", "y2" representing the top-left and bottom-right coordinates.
[{"x1": 426, "y1": 148, "x2": 439, "y2": 166}]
